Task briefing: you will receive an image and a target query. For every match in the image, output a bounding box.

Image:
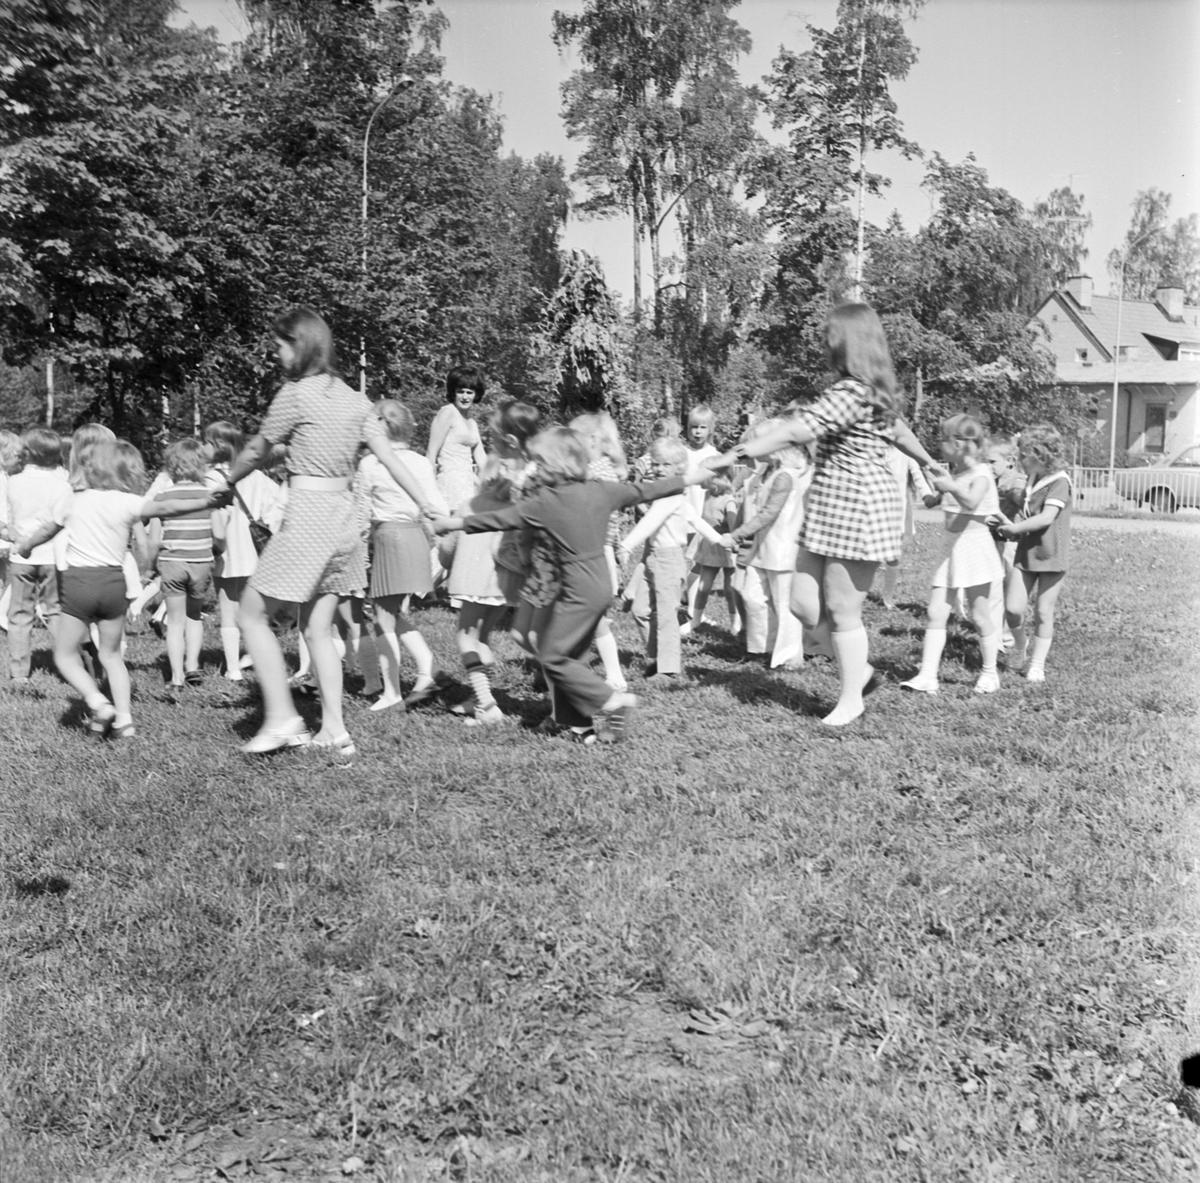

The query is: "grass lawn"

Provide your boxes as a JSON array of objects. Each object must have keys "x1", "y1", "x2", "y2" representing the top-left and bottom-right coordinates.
[{"x1": 2, "y1": 520, "x2": 1199, "y2": 1182}]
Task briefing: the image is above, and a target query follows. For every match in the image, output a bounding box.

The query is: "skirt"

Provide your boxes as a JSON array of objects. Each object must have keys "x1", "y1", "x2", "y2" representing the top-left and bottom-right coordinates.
[
  {"x1": 694, "y1": 536, "x2": 734, "y2": 569},
  {"x1": 931, "y1": 520, "x2": 1004, "y2": 589},
  {"x1": 370, "y1": 520, "x2": 433, "y2": 599},
  {"x1": 801, "y1": 464, "x2": 901, "y2": 563},
  {"x1": 448, "y1": 529, "x2": 504, "y2": 601},
  {"x1": 251, "y1": 488, "x2": 365, "y2": 602}
]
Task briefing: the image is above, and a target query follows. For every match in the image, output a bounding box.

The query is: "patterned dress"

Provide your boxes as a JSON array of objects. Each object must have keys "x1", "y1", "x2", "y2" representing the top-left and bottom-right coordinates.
[
  {"x1": 430, "y1": 405, "x2": 482, "y2": 513},
  {"x1": 251, "y1": 374, "x2": 387, "y2": 602},
  {"x1": 792, "y1": 378, "x2": 902, "y2": 563}
]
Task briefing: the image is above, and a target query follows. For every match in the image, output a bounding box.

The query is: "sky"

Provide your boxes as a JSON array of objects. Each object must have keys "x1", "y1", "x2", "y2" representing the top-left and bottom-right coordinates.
[{"x1": 174, "y1": 0, "x2": 1200, "y2": 303}]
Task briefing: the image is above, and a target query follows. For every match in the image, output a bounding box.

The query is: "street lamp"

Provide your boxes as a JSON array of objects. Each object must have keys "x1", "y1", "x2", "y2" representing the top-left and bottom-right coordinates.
[
  {"x1": 1107, "y1": 229, "x2": 1156, "y2": 478},
  {"x1": 360, "y1": 74, "x2": 416, "y2": 395}
]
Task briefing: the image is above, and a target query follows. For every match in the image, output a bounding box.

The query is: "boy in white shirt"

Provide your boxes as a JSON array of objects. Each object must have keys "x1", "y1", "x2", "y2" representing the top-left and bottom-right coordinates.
[{"x1": 619, "y1": 438, "x2": 730, "y2": 686}]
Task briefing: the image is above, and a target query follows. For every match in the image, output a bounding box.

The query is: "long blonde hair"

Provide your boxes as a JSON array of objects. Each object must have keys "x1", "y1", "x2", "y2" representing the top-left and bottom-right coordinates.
[
  {"x1": 68, "y1": 423, "x2": 117, "y2": 490},
  {"x1": 568, "y1": 411, "x2": 628, "y2": 479}
]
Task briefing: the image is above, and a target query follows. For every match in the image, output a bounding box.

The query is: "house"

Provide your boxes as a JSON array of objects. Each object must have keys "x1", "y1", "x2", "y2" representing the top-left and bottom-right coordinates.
[{"x1": 1028, "y1": 275, "x2": 1200, "y2": 460}]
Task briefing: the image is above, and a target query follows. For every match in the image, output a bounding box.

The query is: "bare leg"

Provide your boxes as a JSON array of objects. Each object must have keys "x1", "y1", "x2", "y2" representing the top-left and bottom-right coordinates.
[
  {"x1": 300, "y1": 592, "x2": 346, "y2": 743},
  {"x1": 94, "y1": 614, "x2": 132, "y2": 718},
  {"x1": 184, "y1": 594, "x2": 203, "y2": 674},
  {"x1": 53, "y1": 614, "x2": 109, "y2": 711},
  {"x1": 238, "y1": 585, "x2": 301, "y2": 731},
  {"x1": 164, "y1": 595, "x2": 187, "y2": 685},
  {"x1": 821, "y1": 556, "x2": 878, "y2": 727}
]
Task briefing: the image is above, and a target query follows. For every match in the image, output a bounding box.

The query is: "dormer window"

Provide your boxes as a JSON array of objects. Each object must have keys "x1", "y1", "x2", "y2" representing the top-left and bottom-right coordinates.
[{"x1": 1075, "y1": 348, "x2": 1089, "y2": 363}]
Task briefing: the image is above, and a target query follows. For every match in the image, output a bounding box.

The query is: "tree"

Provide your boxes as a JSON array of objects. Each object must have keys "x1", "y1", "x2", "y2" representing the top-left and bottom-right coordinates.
[
  {"x1": 1030, "y1": 185, "x2": 1092, "y2": 290},
  {"x1": 1108, "y1": 188, "x2": 1200, "y2": 303}
]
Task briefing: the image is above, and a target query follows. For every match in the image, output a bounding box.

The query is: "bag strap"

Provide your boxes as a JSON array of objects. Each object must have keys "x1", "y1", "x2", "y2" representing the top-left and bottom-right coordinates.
[{"x1": 229, "y1": 483, "x2": 259, "y2": 523}]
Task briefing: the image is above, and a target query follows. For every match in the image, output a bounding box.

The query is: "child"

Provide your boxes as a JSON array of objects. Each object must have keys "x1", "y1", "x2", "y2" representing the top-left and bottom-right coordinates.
[
  {"x1": 686, "y1": 473, "x2": 739, "y2": 636},
  {"x1": 151, "y1": 438, "x2": 218, "y2": 695},
  {"x1": 204, "y1": 420, "x2": 284, "y2": 681},
  {"x1": 617, "y1": 437, "x2": 732, "y2": 687},
  {"x1": 568, "y1": 411, "x2": 628, "y2": 691},
  {"x1": 4, "y1": 427, "x2": 69, "y2": 684},
  {"x1": 431, "y1": 426, "x2": 715, "y2": 742},
  {"x1": 731, "y1": 424, "x2": 813, "y2": 669},
  {"x1": 354, "y1": 400, "x2": 448, "y2": 711},
  {"x1": 682, "y1": 404, "x2": 721, "y2": 618},
  {"x1": 0, "y1": 430, "x2": 24, "y2": 636},
  {"x1": 901, "y1": 414, "x2": 1005, "y2": 696},
  {"x1": 996, "y1": 423, "x2": 1071, "y2": 682},
  {"x1": 983, "y1": 435, "x2": 1025, "y2": 647},
  {"x1": 878, "y1": 447, "x2": 935, "y2": 610},
  {"x1": 14, "y1": 439, "x2": 204, "y2": 738}
]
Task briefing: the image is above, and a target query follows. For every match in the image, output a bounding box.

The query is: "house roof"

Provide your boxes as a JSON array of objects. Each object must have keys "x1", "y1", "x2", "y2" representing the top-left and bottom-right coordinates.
[
  {"x1": 1055, "y1": 290, "x2": 1200, "y2": 355},
  {"x1": 1053, "y1": 357, "x2": 1200, "y2": 386}
]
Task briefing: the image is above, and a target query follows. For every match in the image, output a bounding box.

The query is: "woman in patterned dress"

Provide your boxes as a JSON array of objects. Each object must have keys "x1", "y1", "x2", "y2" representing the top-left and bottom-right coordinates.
[
  {"x1": 212, "y1": 308, "x2": 433, "y2": 756},
  {"x1": 717, "y1": 303, "x2": 941, "y2": 727},
  {"x1": 426, "y1": 366, "x2": 487, "y2": 513}
]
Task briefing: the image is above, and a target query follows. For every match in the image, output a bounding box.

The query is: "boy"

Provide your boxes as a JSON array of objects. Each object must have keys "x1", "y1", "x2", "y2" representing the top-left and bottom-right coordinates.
[
  {"x1": 5, "y1": 427, "x2": 68, "y2": 684},
  {"x1": 618, "y1": 437, "x2": 731, "y2": 686}
]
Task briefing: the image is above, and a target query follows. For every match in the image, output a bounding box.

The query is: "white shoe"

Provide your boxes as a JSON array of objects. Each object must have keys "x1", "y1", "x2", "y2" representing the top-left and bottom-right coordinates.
[
  {"x1": 974, "y1": 671, "x2": 1000, "y2": 694},
  {"x1": 241, "y1": 717, "x2": 311, "y2": 754},
  {"x1": 900, "y1": 675, "x2": 940, "y2": 695},
  {"x1": 1025, "y1": 666, "x2": 1045, "y2": 683}
]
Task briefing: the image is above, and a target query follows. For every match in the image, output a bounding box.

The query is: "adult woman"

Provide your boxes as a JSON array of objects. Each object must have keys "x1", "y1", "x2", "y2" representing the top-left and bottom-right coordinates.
[
  {"x1": 426, "y1": 365, "x2": 487, "y2": 513},
  {"x1": 717, "y1": 303, "x2": 939, "y2": 727},
  {"x1": 213, "y1": 307, "x2": 431, "y2": 755}
]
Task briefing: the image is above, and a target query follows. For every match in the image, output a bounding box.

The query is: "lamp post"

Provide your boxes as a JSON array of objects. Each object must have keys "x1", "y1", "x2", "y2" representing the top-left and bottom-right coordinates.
[
  {"x1": 360, "y1": 75, "x2": 415, "y2": 395},
  {"x1": 1107, "y1": 229, "x2": 1155, "y2": 479}
]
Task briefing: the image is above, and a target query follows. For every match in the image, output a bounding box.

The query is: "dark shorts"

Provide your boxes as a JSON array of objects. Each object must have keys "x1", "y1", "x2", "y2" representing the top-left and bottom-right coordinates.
[
  {"x1": 159, "y1": 560, "x2": 213, "y2": 599},
  {"x1": 58, "y1": 567, "x2": 127, "y2": 623}
]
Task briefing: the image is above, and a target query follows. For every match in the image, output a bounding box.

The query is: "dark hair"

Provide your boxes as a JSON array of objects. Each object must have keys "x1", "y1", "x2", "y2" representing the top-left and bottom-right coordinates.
[
  {"x1": 825, "y1": 303, "x2": 899, "y2": 418},
  {"x1": 273, "y1": 306, "x2": 338, "y2": 381},
  {"x1": 21, "y1": 426, "x2": 62, "y2": 468},
  {"x1": 204, "y1": 420, "x2": 245, "y2": 465},
  {"x1": 491, "y1": 400, "x2": 541, "y2": 446},
  {"x1": 445, "y1": 365, "x2": 485, "y2": 405},
  {"x1": 940, "y1": 413, "x2": 989, "y2": 449}
]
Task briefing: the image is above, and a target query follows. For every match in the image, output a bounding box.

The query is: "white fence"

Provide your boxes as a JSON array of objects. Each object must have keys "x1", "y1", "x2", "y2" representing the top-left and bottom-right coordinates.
[{"x1": 1071, "y1": 466, "x2": 1200, "y2": 514}]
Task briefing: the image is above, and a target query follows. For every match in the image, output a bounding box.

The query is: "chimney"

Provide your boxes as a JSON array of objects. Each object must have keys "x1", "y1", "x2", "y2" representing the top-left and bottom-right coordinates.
[
  {"x1": 1155, "y1": 280, "x2": 1184, "y2": 321},
  {"x1": 1065, "y1": 275, "x2": 1093, "y2": 309}
]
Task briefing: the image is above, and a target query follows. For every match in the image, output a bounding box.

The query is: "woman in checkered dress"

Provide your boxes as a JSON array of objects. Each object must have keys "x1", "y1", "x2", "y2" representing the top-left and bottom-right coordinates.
[
  {"x1": 717, "y1": 303, "x2": 939, "y2": 727},
  {"x1": 213, "y1": 308, "x2": 434, "y2": 756}
]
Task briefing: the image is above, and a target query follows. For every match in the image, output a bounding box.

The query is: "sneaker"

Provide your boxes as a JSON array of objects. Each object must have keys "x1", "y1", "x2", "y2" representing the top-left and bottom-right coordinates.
[
  {"x1": 110, "y1": 721, "x2": 137, "y2": 740},
  {"x1": 87, "y1": 701, "x2": 115, "y2": 736},
  {"x1": 595, "y1": 694, "x2": 637, "y2": 743},
  {"x1": 900, "y1": 675, "x2": 940, "y2": 696},
  {"x1": 184, "y1": 670, "x2": 204, "y2": 687},
  {"x1": 566, "y1": 726, "x2": 597, "y2": 745},
  {"x1": 463, "y1": 704, "x2": 506, "y2": 727},
  {"x1": 1025, "y1": 666, "x2": 1046, "y2": 683},
  {"x1": 974, "y1": 671, "x2": 1000, "y2": 695}
]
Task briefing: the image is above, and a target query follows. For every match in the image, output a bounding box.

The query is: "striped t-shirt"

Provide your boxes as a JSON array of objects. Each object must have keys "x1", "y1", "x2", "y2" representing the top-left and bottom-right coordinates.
[{"x1": 155, "y1": 480, "x2": 213, "y2": 563}]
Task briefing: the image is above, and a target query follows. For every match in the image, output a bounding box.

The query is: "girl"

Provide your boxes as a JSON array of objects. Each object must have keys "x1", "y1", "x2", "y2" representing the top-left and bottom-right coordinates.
[
  {"x1": 568, "y1": 411, "x2": 628, "y2": 691},
  {"x1": 14, "y1": 440, "x2": 203, "y2": 738},
  {"x1": 877, "y1": 448, "x2": 936, "y2": 610},
  {"x1": 715, "y1": 303, "x2": 940, "y2": 726},
  {"x1": 431, "y1": 427, "x2": 715, "y2": 743},
  {"x1": 996, "y1": 423, "x2": 1072, "y2": 682},
  {"x1": 733, "y1": 424, "x2": 813, "y2": 670},
  {"x1": 213, "y1": 307, "x2": 433, "y2": 757},
  {"x1": 150, "y1": 438, "x2": 217, "y2": 695},
  {"x1": 205, "y1": 420, "x2": 283, "y2": 681},
  {"x1": 685, "y1": 473, "x2": 739, "y2": 637},
  {"x1": 901, "y1": 414, "x2": 1005, "y2": 696},
  {"x1": 355, "y1": 400, "x2": 447, "y2": 712}
]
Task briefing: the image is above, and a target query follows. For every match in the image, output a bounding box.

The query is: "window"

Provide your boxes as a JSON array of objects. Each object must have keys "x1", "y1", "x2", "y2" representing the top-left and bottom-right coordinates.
[
  {"x1": 1075, "y1": 347, "x2": 1089, "y2": 363},
  {"x1": 1118, "y1": 345, "x2": 1139, "y2": 360},
  {"x1": 1144, "y1": 404, "x2": 1168, "y2": 453}
]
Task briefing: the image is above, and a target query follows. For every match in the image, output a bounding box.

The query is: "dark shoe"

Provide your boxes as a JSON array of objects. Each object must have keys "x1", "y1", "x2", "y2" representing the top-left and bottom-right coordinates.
[
  {"x1": 110, "y1": 722, "x2": 137, "y2": 740},
  {"x1": 403, "y1": 671, "x2": 450, "y2": 707},
  {"x1": 87, "y1": 702, "x2": 115, "y2": 737},
  {"x1": 595, "y1": 695, "x2": 637, "y2": 743},
  {"x1": 184, "y1": 670, "x2": 204, "y2": 687}
]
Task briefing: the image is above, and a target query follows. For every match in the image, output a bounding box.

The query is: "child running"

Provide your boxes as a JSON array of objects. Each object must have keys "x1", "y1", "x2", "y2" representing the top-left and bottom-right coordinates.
[
  {"x1": 431, "y1": 426, "x2": 716, "y2": 742},
  {"x1": 14, "y1": 439, "x2": 206, "y2": 739},
  {"x1": 996, "y1": 423, "x2": 1072, "y2": 682},
  {"x1": 901, "y1": 414, "x2": 1005, "y2": 695}
]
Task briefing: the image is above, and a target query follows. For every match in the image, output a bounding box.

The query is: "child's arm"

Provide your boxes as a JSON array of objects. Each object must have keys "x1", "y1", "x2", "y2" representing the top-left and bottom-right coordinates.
[
  {"x1": 681, "y1": 501, "x2": 732, "y2": 548},
  {"x1": 929, "y1": 468, "x2": 990, "y2": 513},
  {"x1": 139, "y1": 495, "x2": 206, "y2": 521},
  {"x1": 731, "y1": 470, "x2": 791, "y2": 542},
  {"x1": 617, "y1": 496, "x2": 675, "y2": 557},
  {"x1": 998, "y1": 504, "x2": 1062, "y2": 538},
  {"x1": 734, "y1": 420, "x2": 816, "y2": 462},
  {"x1": 891, "y1": 419, "x2": 941, "y2": 471},
  {"x1": 14, "y1": 520, "x2": 61, "y2": 558},
  {"x1": 146, "y1": 518, "x2": 162, "y2": 569}
]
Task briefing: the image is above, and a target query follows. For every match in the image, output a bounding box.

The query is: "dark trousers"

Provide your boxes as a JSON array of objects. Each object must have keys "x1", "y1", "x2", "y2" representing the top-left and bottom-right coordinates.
[{"x1": 538, "y1": 561, "x2": 612, "y2": 729}]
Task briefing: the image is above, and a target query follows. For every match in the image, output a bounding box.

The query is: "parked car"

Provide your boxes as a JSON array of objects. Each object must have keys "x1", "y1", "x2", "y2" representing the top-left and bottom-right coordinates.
[{"x1": 1111, "y1": 446, "x2": 1200, "y2": 512}]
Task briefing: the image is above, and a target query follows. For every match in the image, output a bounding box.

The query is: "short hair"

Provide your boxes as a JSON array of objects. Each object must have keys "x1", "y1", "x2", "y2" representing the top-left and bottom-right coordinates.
[
  {"x1": 265, "y1": 443, "x2": 289, "y2": 480},
  {"x1": 825, "y1": 302, "x2": 899, "y2": 418},
  {"x1": 0, "y1": 430, "x2": 21, "y2": 474},
  {"x1": 1019, "y1": 423, "x2": 1065, "y2": 470},
  {"x1": 19, "y1": 427, "x2": 60, "y2": 468},
  {"x1": 650, "y1": 437, "x2": 688, "y2": 471},
  {"x1": 204, "y1": 420, "x2": 245, "y2": 465},
  {"x1": 273, "y1": 306, "x2": 338, "y2": 381},
  {"x1": 986, "y1": 434, "x2": 1017, "y2": 457},
  {"x1": 649, "y1": 417, "x2": 682, "y2": 441},
  {"x1": 376, "y1": 399, "x2": 415, "y2": 443},
  {"x1": 528, "y1": 426, "x2": 589, "y2": 486},
  {"x1": 687, "y1": 404, "x2": 716, "y2": 428},
  {"x1": 163, "y1": 438, "x2": 209, "y2": 483},
  {"x1": 568, "y1": 411, "x2": 628, "y2": 478},
  {"x1": 445, "y1": 365, "x2": 485, "y2": 404},
  {"x1": 69, "y1": 422, "x2": 117, "y2": 490},
  {"x1": 78, "y1": 439, "x2": 146, "y2": 494},
  {"x1": 703, "y1": 473, "x2": 733, "y2": 496},
  {"x1": 490, "y1": 400, "x2": 541, "y2": 448},
  {"x1": 941, "y1": 414, "x2": 989, "y2": 449}
]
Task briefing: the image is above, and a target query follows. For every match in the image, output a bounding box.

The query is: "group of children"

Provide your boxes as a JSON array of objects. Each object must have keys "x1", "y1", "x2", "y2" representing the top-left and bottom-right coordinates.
[{"x1": 0, "y1": 397, "x2": 1072, "y2": 745}]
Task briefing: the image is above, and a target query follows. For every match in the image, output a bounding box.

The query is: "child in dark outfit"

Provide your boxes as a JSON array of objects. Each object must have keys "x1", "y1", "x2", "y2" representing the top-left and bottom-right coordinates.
[{"x1": 430, "y1": 426, "x2": 715, "y2": 744}]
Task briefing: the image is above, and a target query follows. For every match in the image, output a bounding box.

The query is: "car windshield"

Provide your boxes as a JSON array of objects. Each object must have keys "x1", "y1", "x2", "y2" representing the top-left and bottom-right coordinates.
[{"x1": 1170, "y1": 448, "x2": 1200, "y2": 467}]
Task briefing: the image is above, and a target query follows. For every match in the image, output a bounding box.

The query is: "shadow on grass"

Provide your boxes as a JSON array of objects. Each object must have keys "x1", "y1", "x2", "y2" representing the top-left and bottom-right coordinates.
[{"x1": 688, "y1": 663, "x2": 828, "y2": 717}]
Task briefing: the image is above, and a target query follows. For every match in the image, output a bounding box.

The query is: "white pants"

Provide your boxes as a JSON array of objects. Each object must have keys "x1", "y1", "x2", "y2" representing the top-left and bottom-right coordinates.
[{"x1": 734, "y1": 565, "x2": 769, "y2": 654}]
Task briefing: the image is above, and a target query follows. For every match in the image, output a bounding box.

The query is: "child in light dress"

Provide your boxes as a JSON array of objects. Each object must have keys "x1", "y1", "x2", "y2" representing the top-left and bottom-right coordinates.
[
  {"x1": 995, "y1": 423, "x2": 1072, "y2": 682},
  {"x1": 902, "y1": 414, "x2": 1004, "y2": 695}
]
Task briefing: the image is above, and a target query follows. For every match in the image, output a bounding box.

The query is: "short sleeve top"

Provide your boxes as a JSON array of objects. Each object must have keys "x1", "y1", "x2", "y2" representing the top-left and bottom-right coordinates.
[
  {"x1": 791, "y1": 378, "x2": 895, "y2": 474},
  {"x1": 260, "y1": 374, "x2": 385, "y2": 479},
  {"x1": 54, "y1": 489, "x2": 145, "y2": 568},
  {"x1": 1015, "y1": 472, "x2": 1072, "y2": 572}
]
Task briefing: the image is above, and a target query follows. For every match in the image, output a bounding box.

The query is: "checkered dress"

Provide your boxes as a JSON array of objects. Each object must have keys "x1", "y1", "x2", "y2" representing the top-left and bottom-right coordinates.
[
  {"x1": 250, "y1": 374, "x2": 385, "y2": 603},
  {"x1": 795, "y1": 378, "x2": 902, "y2": 563}
]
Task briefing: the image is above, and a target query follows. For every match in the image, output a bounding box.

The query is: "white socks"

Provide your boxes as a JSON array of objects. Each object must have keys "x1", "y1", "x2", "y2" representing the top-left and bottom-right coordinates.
[
  {"x1": 917, "y1": 627, "x2": 947, "y2": 682},
  {"x1": 220, "y1": 627, "x2": 243, "y2": 679},
  {"x1": 824, "y1": 627, "x2": 870, "y2": 727},
  {"x1": 1027, "y1": 634, "x2": 1052, "y2": 679},
  {"x1": 594, "y1": 628, "x2": 625, "y2": 689}
]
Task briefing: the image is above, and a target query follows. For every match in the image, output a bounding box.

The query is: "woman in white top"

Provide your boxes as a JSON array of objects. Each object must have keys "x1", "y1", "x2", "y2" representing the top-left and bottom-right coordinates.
[{"x1": 426, "y1": 365, "x2": 487, "y2": 513}]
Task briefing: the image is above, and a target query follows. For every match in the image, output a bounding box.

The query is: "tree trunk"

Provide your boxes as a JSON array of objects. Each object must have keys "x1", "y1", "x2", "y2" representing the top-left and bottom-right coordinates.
[{"x1": 631, "y1": 180, "x2": 642, "y2": 323}]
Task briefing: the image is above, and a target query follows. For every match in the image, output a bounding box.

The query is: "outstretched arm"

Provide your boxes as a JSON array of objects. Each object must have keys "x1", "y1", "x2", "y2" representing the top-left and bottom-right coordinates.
[
  {"x1": 891, "y1": 419, "x2": 941, "y2": 471},
  {"x1": 365, "y1": 436, "x2": 432, "y2": 512},
  {"x1": 15, "y1": 520, "x2": 61, "y2": 558}
]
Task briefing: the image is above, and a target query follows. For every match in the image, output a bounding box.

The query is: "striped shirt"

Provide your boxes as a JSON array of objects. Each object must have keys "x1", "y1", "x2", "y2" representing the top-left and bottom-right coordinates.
[{"x1": 155, "y1": 480, "x2": 213, "y2": 563}]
